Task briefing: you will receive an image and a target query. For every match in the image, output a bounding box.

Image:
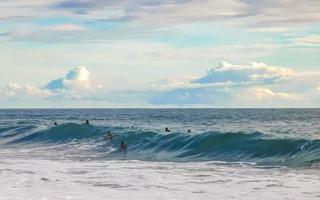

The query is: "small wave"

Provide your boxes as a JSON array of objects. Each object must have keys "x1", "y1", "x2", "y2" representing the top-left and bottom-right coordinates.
[{"x1": 8, "y1": 123, "x2": 103, "y2": 143}]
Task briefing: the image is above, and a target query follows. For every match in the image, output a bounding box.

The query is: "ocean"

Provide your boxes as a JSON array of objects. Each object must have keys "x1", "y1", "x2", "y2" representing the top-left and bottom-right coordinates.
[{"x1": 0, "y1": 109, "x2": 320, "y2": 199}]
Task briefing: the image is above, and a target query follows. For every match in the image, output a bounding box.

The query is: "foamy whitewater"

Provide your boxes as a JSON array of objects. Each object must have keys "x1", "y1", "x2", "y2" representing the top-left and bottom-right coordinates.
[{"x1": 1, "y1": 109, "x2": 320, "y2": 199}]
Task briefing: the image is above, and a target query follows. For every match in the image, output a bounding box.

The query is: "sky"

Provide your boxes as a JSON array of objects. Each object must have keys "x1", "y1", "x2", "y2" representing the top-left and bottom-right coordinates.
[{"x1": 0, "y1": 0, "x2": 319, "y2": 108}]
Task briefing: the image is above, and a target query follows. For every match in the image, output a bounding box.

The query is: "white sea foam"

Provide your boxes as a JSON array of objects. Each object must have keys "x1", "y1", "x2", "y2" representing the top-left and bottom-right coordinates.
[
  {"x1": 0, "y1": 148, "x2": 319, "y2": 200},
  {"x1": 1, "y1": 109, "x2": 320, "y2": 199}
]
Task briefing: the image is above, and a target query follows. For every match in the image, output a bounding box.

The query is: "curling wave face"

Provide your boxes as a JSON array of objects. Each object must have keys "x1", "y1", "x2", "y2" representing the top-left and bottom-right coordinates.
[{"x1": 1, "y1": 122, "x2": 320, "y2": 167}]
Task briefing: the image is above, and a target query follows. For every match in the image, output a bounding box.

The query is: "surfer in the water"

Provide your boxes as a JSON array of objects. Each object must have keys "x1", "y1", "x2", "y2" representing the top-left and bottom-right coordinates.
[
  {"x1": 54, "y1": 122, "x2": 57, "y2": 126},
  {"x1": 120, "y1": 141, "x2": 127, "y2": 151},
  {"x1": 187, "y1": 129, "x2": 191, "y2": 133},
  {"x1": 84, "y1": 120, "x2": 90, "y2": 125},
  {"x1": 103, "y1": 131, "x2": 113, "y2": 140},
  {"x1": 165, "y1": 127, "x2": 170, "y2": 132}
]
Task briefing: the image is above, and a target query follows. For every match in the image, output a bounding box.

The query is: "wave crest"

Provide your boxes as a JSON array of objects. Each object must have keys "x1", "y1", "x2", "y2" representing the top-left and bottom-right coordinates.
[{"x1": 2, "y1": 123, "x2": 320, "y2": 166}]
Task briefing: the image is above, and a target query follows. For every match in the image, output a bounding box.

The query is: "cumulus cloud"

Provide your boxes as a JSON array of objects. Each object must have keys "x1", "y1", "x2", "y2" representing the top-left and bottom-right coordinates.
[
  {"x1": 45, "y1": 67, "x2": 91, "y2": 90},
  {"x1": 2, "y1": 61, "x2": 320, "y2": 108},
  {"x1": 193, "y1": 62, "x2": 294, "y2": 85},
  {"x1": 147, "y1": 62, "x2": 320, "y2": 107},
  {"x1": 1, "y1": 66, "x2": 95, "y2": 100}
]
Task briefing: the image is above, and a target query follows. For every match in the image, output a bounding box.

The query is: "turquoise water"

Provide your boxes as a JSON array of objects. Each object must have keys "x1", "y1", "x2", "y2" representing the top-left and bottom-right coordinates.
[
  {"x1": 1, "y1": 109, "x2": 320, "y2": 167},
  {"x1": 1, "y1": 109, "x2": 320, "y2": 199}
]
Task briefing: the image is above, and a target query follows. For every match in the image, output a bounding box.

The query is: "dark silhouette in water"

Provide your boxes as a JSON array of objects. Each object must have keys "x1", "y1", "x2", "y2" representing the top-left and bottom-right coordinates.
[
  {"x1": 54, "y1": 122, "x2": 57, "y2": 126},
  {"x1": 103, "y1": 131, "x2": 113, "y2": 140},
  {"x1": 41, "y1": 177, "x2": 50, "y2": 182},
  {"x1": 120, "y1": 141, "x2": 127, "y2": 151},
  {"x1": 84, "y1": 120, "x2": 90, "y2": 125},
  {"x1": 187, "y1": 129, "x2": 191, "y2": 133},
  {"x1": 165, "y1": 127, "x2": 170, "y2": 132}
]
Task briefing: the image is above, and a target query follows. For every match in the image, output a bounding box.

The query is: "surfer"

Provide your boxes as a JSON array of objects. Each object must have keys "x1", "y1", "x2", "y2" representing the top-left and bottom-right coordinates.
[
  {"x1": 103, "y1": 131, "x2": 113, "y2": 140},
  {"x1": 54, "y1": 122, "x2": 57, "y2": 126},
  {"x1": 84, "y1": 120, "x2": 90, "y2": 125},
  {"x1": 165, "y1": 127, "x2": 170, "y2": 132},
  {"x1": 187, "y1": 129, "x2": 191, "y2": 133},
  {"x1": 120, "y1": 141, "x2": 127, "y2": 151}
]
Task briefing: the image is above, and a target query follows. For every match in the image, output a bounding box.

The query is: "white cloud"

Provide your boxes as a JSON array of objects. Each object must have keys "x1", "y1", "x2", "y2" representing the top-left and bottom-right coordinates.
[
  {"x1": 231, "y1": 87, "x2": 304, "y2": 108},
  {"x1": 0, "y1": 0, "x2": 317, "y2": 48},
  {"x1": 244, "y1": 88, "x2": 301, "y2": 101},
  {"x1": 2, "y1": 61, "x2": 320, "y2": 108},
  {"x1": 1, "y1": 0, "x2": 319, "y2": 35},
  {"x1": 0, "y1": 0, "x2": 66, "y2": 20},
  {"x1": 45, "y1": 66, "x2": 91, "y2": 91},
  {"x1": 1, "y1": 66, "x2": 96, "y2": 100},
  {"x1": 133, "y1": 0, "x2": 247, "y2": 25},
  {"x1": 46, "y1": 0, "x2": 320, "y2": 28},
  {"x1": 43, "y1": 24, "x2": 85, "y2": 31},
  {"x1": 147, "y1": 62, "x2": 320, "y2": 107},
  {"x1": 1, "y1": 83, "x2": 51, "y2": 99},
  {"x1": 290, "y1": 35, "x2": 320, "y2": 47},
  {"x1": 193, "y1": 62, "x2": 294, "y2": 84},
  {"x1": 6, "y1": 23, "x2": 90, "y2": 42},
  {"x1": 248, "y1": 27, "x2": 290, "y2": 33}
]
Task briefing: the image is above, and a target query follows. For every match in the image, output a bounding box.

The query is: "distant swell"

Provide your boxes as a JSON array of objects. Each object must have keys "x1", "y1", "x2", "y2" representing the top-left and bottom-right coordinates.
[{"x1": 2, "y1": 123, "x2": 320, "y2": 167}]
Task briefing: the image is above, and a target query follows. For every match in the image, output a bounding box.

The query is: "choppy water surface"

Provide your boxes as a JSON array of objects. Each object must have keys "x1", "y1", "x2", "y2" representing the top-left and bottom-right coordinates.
[{"x1": 1, "y1": 109, "x2": 320, "y2": 199}]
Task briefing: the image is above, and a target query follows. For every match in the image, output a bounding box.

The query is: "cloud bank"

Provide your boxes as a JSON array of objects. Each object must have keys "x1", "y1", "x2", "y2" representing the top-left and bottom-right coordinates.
[
  {"x1": 1, "y1": 0, "x2": 320, "y2": 43},
  {"x1": 1, "y1": 62, "x2": 320, "y2": 108},
  {"x1": 48, "y1": 0, "x2": 320, "y2": 27},
  {"x1": 3, "y1": 83, "x2": 51, "y2": 99},
  {"x1": 147, "y1": 62, "x2": 320, "y2": 107}
]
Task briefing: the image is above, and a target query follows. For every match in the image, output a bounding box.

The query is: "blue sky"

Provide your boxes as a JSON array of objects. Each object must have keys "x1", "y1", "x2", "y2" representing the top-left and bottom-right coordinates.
[{"x1": 0, "y1": 0, "x2": 320, "y2": 108}]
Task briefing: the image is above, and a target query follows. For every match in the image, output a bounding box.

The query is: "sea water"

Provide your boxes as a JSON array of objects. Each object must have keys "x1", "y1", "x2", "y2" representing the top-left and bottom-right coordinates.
[{"x1": 0, "y1": 109, "x2": 320, "y2": 199}]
